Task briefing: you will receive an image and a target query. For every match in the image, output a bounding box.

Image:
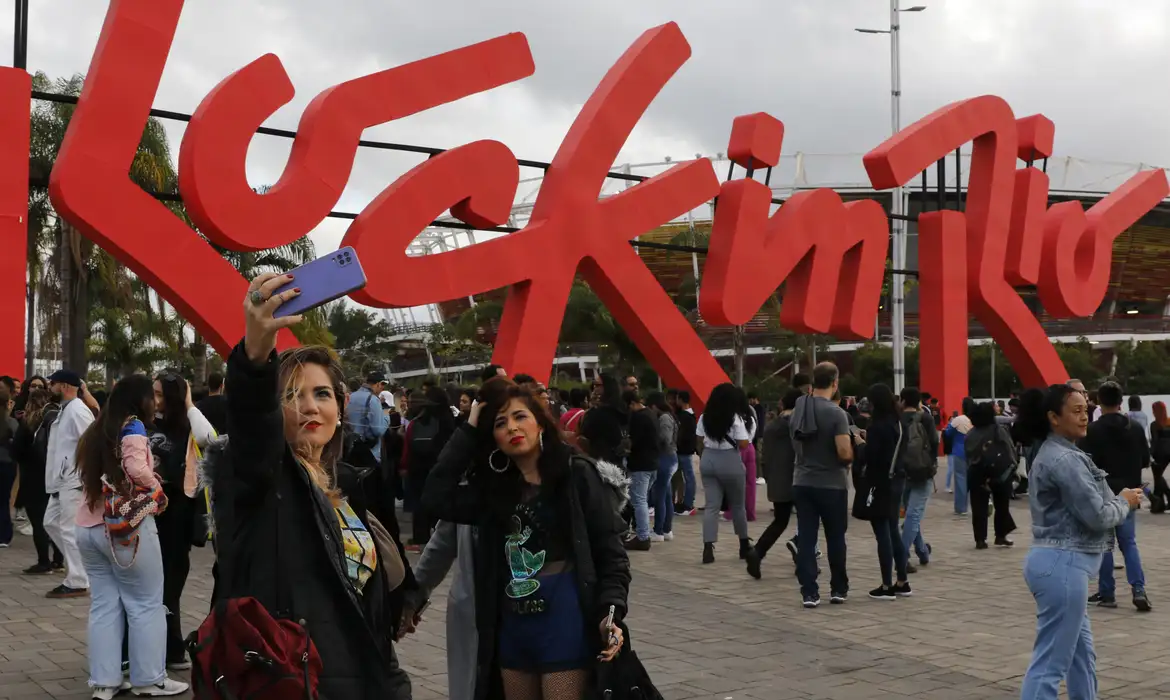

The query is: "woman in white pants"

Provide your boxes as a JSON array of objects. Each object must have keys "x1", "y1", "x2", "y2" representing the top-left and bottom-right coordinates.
[{"x1": 74, "y1": 375, "x2": 187, "y2": 699}]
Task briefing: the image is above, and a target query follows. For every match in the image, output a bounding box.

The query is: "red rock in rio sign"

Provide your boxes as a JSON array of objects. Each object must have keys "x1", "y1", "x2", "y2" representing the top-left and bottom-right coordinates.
[{"x1": 0, "y1": 0, "x2": 1163, "y2": 413}]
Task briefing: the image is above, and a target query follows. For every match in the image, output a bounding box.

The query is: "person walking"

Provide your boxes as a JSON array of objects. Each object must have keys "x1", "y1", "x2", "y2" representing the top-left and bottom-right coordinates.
[
  {"x1": 744, "y1": 389, "x2": 802, "y2": 579},
  {"x1": 965, "y1": 402, "x2": 1018, "y2": 549},
  {"x1": 1079, "y1": 381, "x2": 1152, "y2": 612},
  {"x1": 899, "y1": 387, "x2": 937, "y2": 573},
  {"x1": 75, "y1": 375, "x2": 189, "y2": 698},
  {"x1": 623, "y1": 390, "x2": 659, "y2": 551},
  {"x1": 1017, "y1": 385, "x2": 1141, "y2": 699},
  {"x1": 860, "y1": 384, "x2": 912, "y2": 600},
  {"x1": 790, "y1": 363, "x2": 855, "y2": 607},
  {"x1": 44, "y1": 370, "x2": 99, "y2": 599},
  {"x1": 944, "y1": 399, "x2": 975, "y2": 515},
  {"x1": 696, "y1": 383, "x2": 753, "y2": 564},
  {"x1": 1149, "y1": 401, "x2": 1170, "y2": 513}
]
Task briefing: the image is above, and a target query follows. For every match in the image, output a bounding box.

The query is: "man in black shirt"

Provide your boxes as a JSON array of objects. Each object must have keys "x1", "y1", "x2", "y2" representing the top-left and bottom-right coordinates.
[
  {"x1": 196, "y1": 372, "x2": 227, "y2": 435},
  {"x1": 623, "y1": 390, "x2": 659, "y2": 551},
  {"x1": 1080, "y1": 381, "x2": 1152, "y2": 611}
]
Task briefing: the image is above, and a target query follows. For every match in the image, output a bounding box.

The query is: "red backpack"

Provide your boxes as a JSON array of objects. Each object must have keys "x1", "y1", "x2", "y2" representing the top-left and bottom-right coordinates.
[{"x1": 187, "y1": 475, "x2": 323, "y2": 699}]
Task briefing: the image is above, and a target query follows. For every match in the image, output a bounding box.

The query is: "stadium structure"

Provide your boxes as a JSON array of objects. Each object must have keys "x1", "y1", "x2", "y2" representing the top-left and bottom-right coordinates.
[{"x1": 380, "y1": 150, "x2": 1170, "y2": 384}]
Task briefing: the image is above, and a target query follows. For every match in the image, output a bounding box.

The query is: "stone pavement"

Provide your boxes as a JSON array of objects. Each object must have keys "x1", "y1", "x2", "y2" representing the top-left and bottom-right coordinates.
[{"x1": 3, "y1": 471, "x2": 1170, "y2": 699}]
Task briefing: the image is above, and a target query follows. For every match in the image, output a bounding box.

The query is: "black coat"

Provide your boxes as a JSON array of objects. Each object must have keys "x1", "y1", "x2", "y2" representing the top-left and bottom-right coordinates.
[
  {"x1": 861, "y1": 417, "x2": 905, "y2": 520},
  {"x1": 210, "y1": 343, "x2": 414, "y2": 700},
  {"x1": 422, "y1": 425, "x2": 631, "y2": 700}
]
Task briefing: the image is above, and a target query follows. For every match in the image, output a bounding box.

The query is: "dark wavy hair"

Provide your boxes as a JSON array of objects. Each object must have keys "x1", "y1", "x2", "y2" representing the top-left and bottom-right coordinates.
[
  {"x1": 77, "y1": 375, "x2": 155, "y2": 511},
  {"x1": 867, "y1": 383, "x2": 899, "y2": 422},
  {"x1": 700, "y1": 383, "x2": 744, "y2": 446},
  {"x1": 154, "y1": 371, "x2": 191, "y2": 440},
  {"x1": 469, "y1": 379, "x2": 573, "y2": 523},
  {"x1": 1017, "y1": 385, "x2": 1078, "y2": 443}
]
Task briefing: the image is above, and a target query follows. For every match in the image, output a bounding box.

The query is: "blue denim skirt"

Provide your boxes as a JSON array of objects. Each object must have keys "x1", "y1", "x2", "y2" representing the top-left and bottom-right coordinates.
[{"x1": 498, "y1": 570, "x2": 591, "y2": 673}]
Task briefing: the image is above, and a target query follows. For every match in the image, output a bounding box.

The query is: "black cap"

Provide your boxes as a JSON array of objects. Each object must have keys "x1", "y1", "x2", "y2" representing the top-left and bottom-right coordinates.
[
  {"x1": 48, "y1": 369, "x2": 83, "y2": 388},
  {"x1": 365, "y1": 370, "x2": 388, "y2": 385}
]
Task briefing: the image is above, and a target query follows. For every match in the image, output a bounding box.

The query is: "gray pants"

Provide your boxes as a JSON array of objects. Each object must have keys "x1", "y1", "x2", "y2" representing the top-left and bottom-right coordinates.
[{"x1": 701, "y1": 448, "x2": 749, "y2": 543}]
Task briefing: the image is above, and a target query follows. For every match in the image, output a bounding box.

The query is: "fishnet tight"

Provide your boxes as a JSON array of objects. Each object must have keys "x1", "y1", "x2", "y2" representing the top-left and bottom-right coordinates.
[{"x1": 501, "y1": 668, "x2": 589, "y2": 700}]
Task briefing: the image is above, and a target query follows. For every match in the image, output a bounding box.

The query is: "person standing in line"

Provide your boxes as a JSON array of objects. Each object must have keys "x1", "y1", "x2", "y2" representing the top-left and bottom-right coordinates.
[
  {"x1": 1017, "y1": 385, "x2": 1141, "y2": 700},
  {"x1": 401, "y1": 386, "x2": 456, "y2": 551},
  {"x1": 44, "y1": 370, "x2": 99, "y2": 599},
  {"x1": 673, "y1": 390, "x2": 699, "y2": 516},
  {"x1": 965, "y1": 402, "x2": 1018, "y2": 549},
  {"x1": 899, "y1": 387, "x2": 938, "y2": 574},
  {"x1": 646, "y1": 391, "x2": 678, "y2": 543},
  {"x1": 790, "y1": 362, "x2": 855, "y2": 607},
  {"x1": 745, "y1": 389, "x2": 803, "y2": 579},
  {"x1": 696, "y1": 383, "x2": 753, "y2": 564},
  {"x1": 0, "y1": 385, "x2": 17, "y2": 548},
  {"x1": 944, "y1": 400, "x2": 975, "y2": 515},
  {"x1": 860, "y1": 384, "x2": 912, "y2": 600},
  {"x1": 11, "y1": 388, "x2": 64, "y2": 573},
  {"x1": 1149, "y1": 401, "x2": 1170, "y2": 513},
  {"x1": 1079, "y1": 381, "x2": 1153, "y2": 612},
  {"x1": 1126, "y1": 395, "x2": 1149, "y2": 443},
  {"x1": 623, "y1": 390, "x2": 659, "y2": 552}
]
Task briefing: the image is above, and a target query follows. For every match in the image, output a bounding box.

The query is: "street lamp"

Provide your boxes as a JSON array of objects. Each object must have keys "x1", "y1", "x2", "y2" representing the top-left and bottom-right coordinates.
[{"x1": 856, "y1": 0, "x2": 925, "y2": 394}]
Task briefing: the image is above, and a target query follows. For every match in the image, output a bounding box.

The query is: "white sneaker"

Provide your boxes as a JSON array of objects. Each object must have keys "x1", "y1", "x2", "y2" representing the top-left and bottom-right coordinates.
[
  {"x1": 649, "y1": 534, "x2": 665, "y2": 543},
  {"x1": 132, "y1": 678, "x2": 189, "y2": 696},
  {"x1": 756, "y1": 477, "x2": 766, "y2": 485},
  {"x1": 945, "y1": 487, "x2": 953, "y2": 494},
  {"x1": 92, "y1": 682, "x2": 131, "y2": 700},
  {"x1": 664, "y1": 531, "x2": 674, "y2": 541},
  {"x1": 13, "y1": 508, "x2": 27, "y2": 522},
  {"x1": 17, "y1": 521, "x2": 32, "y2": 536}
]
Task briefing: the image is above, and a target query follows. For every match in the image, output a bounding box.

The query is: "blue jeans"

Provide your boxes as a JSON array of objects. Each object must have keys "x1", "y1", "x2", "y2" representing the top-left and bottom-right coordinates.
[
  {"x1": 952, "y1": 455, "x2": 969, "y2": 515},
  {"x1": 678, "y1": 453, "x2": 696, "y2": 510},
  {"x1": 77, "y1": 518, "x2": 167, "y2": 689},
  {"x1": 901, "y1": 480, "x2": 931, "y2": 561},
  {"x1": 653, "y1": 453, "x2": 678, "y2": 535},
  {"x1": 1098, "y1": 510, "x2": 1145, "y2": 597},
  {"x1": 1021, "y1": 547, "x2": 1101, "y2": 700},
  {"x1": 945, "y1": 454, "x2": 954, "y2": 489},
  {"x1": 629, "y1": 470, "x2": 657, "y2": 541}
]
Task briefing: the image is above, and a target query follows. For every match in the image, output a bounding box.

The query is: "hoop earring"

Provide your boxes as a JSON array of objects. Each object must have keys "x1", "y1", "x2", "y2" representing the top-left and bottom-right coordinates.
[
  {"x1": 489, "y1": 449, "x2": 511, "y2": 473},
  {"x1": 539, "y1": 431, "x2": 544, "y2": 451}
]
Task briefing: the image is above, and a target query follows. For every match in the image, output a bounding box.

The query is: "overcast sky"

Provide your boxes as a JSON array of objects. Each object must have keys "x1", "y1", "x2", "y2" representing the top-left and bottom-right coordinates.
[{"x1": 8, "y1": 0, "x2": 1170, "y2": 321}]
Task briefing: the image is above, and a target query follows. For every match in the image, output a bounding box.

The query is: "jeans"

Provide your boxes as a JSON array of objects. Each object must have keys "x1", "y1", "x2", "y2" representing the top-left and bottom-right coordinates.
[
  {"x1": 951, "y1": 455, "x2": 969, "y2": 514},
  {"x1": 0, "y1": 462, "x2": 15, "y2": 544},
  {"x1": 870, "y1": 516, "x2": 908, "y2": 587},
  {"x1": 945, "y1": 454, "x2": 954, "y2": 490},
  {"x1": 678, "y1": 453, "x2": 696, "y2": 510},
  {"x1": 77, "y1": 518, "x2": 167, "y2": 689},
  {"x1": 793, "y1": 485, "x2": 848, "y2": 597},
  {"x1": 700, "y1": 449, "x2": 748, "y2": 543},
  {"x1": 901, "y1": 480, "x2": 931, "y2": 562},
  {"x1": 1098, "y1": 510, "x2": 1145, "y2": 598},
  {"x1": 1021, "y1": 547, "x2": 1101, "y2": 700},
  {"x1": 44, "y1": 488, "x2": 89, "y2": 589},
  {"x1": 653, "y1": 454, "x2": 677, "y2": 535},
  {"x1": 629, "y1": 470, "x2": 657, "y2": 541}
]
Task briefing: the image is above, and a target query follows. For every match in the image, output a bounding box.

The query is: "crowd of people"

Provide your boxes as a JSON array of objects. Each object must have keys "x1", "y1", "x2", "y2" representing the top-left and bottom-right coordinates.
[{"x1": 0, "y1": 276, "x2": 1166, "y2": 699}]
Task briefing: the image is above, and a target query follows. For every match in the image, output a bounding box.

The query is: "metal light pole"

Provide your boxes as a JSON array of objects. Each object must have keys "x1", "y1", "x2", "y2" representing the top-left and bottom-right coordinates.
[{"x1": 858, "y1": 2, "x2": 925, "y2": 393}]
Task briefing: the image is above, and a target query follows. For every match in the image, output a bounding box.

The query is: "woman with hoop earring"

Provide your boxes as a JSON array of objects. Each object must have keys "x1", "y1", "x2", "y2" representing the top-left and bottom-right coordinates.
[{"x1": 423, "y1": 377, "x2": 631, "y2": 700}]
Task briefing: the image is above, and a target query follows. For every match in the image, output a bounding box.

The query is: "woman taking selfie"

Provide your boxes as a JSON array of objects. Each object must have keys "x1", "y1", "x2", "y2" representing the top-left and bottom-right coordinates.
[
  {"x1": 423, "y1": 378, "x2": 631, "y2": 700},
  {"x1": 1017, "y1": 385, "x2": 1141, "y2": 699},
  {"x1": 75, "y1": 375, "x2": 188, "y2": 698},
  {"x1": 200, "y1": 272, "x2": 413, "y2": 699}
]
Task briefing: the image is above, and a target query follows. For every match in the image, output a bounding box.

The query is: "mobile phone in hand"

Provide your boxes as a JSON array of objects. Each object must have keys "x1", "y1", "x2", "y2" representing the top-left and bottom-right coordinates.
[{"x1": 272, "y1": 247, "x2": 368, "y2": 318}]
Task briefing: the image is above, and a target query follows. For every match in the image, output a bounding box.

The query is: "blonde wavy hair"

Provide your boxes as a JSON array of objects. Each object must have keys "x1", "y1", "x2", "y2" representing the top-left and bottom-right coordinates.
[{"x1": 278, "y1": 346, "x2": 347, "y2": 504}]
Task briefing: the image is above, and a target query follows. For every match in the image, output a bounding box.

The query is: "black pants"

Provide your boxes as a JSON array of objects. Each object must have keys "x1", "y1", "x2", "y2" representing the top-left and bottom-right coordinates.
[
  {"x1": 971, "y1": 476, "x2": 1016, "y2": 544},
  {"x1": 755, "y1": 501, "x2": 793, "y2": 558},
  {"x1": 793, "y1": 486, "x2": 848, "y2": 598},
  {"x1": 156, "y1": 491, "x2": 194, "y2": 662},
  {"x1": 22, "y1": 492, "x2": 62, "y2": 566},
  {"x1": 870, "y1": 516, "x2": 908, "y2": 587},
  {"x1": 1151, "y1": 462, "x2": 1170, "y2": 512}
]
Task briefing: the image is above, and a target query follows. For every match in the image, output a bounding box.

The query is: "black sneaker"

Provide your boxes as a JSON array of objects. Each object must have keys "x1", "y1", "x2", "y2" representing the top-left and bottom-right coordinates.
[
  {"x1": 623, "y1": 537, "x2": 650, "y2": 552},
  {"x1": 1134, "y1": 590, "x2": 1153, "y2": 612},
  {"x1": 786, "y1": 539, "x2": 798, "y2": 564},
  {"x1": 1088, "y1": 593, "x2": 1117, "y2": 608},
  {"x1": 994, "y1": 538, "x2": 1014, "y2": 547},
  {"x1": 893, "y1": 581, "x2": 913, "y2": 597},
  {"x1": 868, "y1": 586, "x2": 896, "y2": 601},
  {"x1": 50, "y1": 561, "x2": 65, "y2": 572},
  {"x1": 745, "y1": 548, "x2": 762, "y2": 580},
  {"x1": 975, "y1": 541, "x2": 989, "y2": 550},
  {"x1": 702, "y1": 542, "x2": 715, "y2": 564},
  {"x1": 802, "y1": 594, "x2": 821, "y2": 608},
  {"x1": 46, "y1": 584, "x2": 88, "y2": 599},
  {"x1": 22, "y1": 563, "x2": 53, "y2": 575},
  {"x1": 830, "y1": 591, "x2": 847, "y2": 604}
]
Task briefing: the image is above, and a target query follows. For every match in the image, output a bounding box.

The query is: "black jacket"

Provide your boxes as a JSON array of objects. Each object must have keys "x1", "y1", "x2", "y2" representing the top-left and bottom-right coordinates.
[
  {"x1": 208, "y1": 343, "x2": 414, "y2": 700},
  {"x1": 675, "y1": 410, "x2": 697, "y2": 456},
  {"x1": 626, "y1": 409, "x2": 658, "y2": 472},
  {"x1": 861, "y1": 417, "x2": 905, "y2": 520},
  {"x1": 422, "y1": 425, "x2": 632, "y2": 700},
  {"x1": 1080, "y1": 412, "x2": 1149, "y2": 494}
]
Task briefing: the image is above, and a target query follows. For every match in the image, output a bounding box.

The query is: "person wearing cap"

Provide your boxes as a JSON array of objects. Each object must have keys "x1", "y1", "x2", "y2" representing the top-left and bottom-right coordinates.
[
  {"x1": 347, "y1": 370, "x2": 391, "y2": 468},
  {"x1": 43, "y1": 369, "x2": 99, "y2": 599}
]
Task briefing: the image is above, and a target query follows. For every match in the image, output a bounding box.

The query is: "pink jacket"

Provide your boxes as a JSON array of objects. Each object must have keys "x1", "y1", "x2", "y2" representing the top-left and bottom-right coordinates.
[{"x1": 76, "y1": 433, "x2": 160, "y2": 528}]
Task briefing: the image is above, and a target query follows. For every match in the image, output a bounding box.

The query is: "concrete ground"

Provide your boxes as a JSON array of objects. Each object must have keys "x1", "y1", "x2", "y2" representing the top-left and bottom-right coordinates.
[{"x1": 2, "y1": 470, "x2": 1168, "y2": 699}]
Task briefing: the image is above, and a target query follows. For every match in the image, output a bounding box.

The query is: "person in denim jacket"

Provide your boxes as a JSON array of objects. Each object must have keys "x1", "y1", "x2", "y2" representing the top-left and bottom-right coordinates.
[{"x1": 1017, "y1": 385, "x2": 1142, "y2": 700}]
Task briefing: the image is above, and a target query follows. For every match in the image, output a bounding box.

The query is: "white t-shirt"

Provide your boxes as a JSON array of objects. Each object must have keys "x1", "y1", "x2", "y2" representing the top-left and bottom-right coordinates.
[{"x1": 696, "y1": 413, "x2": 751, "y2": 450}]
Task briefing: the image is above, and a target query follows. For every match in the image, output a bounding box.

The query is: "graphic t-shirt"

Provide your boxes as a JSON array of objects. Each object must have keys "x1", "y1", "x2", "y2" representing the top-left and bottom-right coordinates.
[
  {"x1": 504, "y1": 485, "x2": 568, "y2": 605},
  {"x1": 335, "y1": 500, "x2": 378, "y2": 594}
]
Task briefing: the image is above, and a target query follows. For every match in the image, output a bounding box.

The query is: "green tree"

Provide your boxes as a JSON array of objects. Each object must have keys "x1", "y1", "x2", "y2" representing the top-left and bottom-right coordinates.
[{"x1": 325, "y1": 302, "x2": 397, "y2": 374}]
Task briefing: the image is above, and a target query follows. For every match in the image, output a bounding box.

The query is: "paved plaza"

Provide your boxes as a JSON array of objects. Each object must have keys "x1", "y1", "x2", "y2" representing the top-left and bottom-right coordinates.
[{"x1": 2, "y1": 473, "x2": 1170, "y2": 699}]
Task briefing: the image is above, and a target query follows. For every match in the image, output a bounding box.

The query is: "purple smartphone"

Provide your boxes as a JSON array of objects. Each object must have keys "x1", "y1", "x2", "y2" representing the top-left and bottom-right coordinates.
[{"x1": 272, "y1": 246, "x2": 368, "y2": 318}]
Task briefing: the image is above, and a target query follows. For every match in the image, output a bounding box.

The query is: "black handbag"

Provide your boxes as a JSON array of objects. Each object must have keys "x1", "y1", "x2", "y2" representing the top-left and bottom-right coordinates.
[{"x1": 594, "y1": 623, "x2": 662, "y2": 700}]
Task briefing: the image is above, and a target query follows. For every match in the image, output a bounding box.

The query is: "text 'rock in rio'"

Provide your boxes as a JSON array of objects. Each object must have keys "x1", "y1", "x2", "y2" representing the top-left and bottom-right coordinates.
[{"x1": 2, "y1": 0, "x2": 1166, "y2": 412}]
